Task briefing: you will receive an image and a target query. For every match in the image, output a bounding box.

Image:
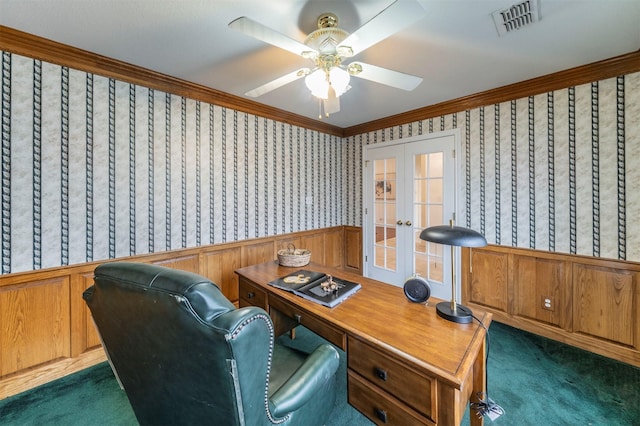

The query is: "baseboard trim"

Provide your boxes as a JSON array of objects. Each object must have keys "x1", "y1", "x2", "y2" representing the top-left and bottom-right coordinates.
[{"x1": 0, "y1": 348, "x2": 106, "y2": 400}]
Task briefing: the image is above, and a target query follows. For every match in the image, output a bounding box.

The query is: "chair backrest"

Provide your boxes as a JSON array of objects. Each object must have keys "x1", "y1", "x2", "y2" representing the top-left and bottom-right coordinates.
[{"x1": 84, "y1": 262, "x2": 276, "y2": 425}]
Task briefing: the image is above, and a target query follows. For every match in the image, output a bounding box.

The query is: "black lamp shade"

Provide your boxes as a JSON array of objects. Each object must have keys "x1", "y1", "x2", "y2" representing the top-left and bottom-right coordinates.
[{"x1": 419, "y1": 225, "x2": 487, "y2": 247}]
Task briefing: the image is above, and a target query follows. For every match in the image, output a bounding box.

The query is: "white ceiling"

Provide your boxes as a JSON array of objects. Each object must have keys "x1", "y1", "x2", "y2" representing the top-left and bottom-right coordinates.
[{"x1": 2, "y1": 0, "x2": 639, "y2": 128}]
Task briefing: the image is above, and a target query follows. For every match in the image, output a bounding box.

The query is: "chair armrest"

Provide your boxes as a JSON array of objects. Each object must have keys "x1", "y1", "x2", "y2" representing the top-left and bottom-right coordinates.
[{"x1": 269, "y1": 343, "x2": 340, "y2": 417}]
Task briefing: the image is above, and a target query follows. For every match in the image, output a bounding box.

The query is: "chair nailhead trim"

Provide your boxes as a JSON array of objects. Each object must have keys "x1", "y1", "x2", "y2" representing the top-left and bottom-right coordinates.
[{"x1": 231, "y1": 314, "x2": 289, "y2": 424}]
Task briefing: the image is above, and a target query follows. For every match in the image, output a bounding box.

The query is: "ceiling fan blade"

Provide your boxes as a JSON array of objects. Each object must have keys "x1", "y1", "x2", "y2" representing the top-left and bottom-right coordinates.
[
  {"x1": 349, "y1": 62, "x2": 422, "y2": 91},
  {"x1": 338, "y1": 0, "x2": 426, "y2": 56},
  {"x1": 245, "y1": 68, "x2": 310, "y2": 98},
  {"x1": 229, "y1": 16, "x2": 314, "y2": 57}
]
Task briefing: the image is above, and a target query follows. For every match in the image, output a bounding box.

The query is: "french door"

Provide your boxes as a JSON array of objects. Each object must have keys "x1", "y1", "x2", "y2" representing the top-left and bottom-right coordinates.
[{"x1": 363, "y1": 131, "x2": 458, "y2": 301}]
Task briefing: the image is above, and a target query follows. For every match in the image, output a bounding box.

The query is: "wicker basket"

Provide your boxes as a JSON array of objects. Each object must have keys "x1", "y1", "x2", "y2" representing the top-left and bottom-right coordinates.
[{"x1": 277, "y1": 244, "x2": 311, "y2": 267}]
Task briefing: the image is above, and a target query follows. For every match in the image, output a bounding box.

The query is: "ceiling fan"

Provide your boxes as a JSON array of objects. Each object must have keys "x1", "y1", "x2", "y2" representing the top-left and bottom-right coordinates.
[{"x1": 229, "y1": 0, "x2": 426, "y2": 117}]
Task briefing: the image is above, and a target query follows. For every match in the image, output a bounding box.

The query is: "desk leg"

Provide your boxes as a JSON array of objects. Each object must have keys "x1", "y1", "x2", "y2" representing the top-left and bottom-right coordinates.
[
  {"x1": 270, "y1": 308, "x2": 298, "y2": 337},
  {"x1": 470, "y1": 337, "x2": 486, "y2": 426}
]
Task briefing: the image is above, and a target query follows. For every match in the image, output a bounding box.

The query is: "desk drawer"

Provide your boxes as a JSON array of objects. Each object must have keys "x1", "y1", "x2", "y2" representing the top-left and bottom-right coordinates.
[
  {"x1": 268, "y1": 296, "x2": 346, "y2": 349},
  {"x1": 238, "y1": 278, "x2": 267, "y2": 310},
  {"x1": 348, "y1": 370, "x2": 434, "y2": 426},
  {"x1": 348, "y1": 336, "x2": 434, "y2": 419}
]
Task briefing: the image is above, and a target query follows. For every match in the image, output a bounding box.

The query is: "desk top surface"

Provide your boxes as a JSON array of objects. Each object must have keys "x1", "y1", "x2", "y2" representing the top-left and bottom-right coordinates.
[{"x1": 236, "y1": 261, "x2": 492, "y2": 387}]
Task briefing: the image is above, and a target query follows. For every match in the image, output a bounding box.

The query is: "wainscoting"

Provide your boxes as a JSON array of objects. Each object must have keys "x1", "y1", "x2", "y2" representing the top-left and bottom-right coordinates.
[
  {"x1": 0, "y1": 226, "x2": 362, "y2": 399},
  {"x1": 4, "y1": 227, "x2": 637, "y2": 400},
  {"x1": 462, "y1": 245, "x2": 640, "y2": 368}
]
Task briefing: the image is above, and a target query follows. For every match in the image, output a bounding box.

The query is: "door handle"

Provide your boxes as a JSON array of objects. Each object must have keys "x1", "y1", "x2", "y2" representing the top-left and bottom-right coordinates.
[
  {"x1": 405, "y1": 221, "x2": 412, "y2": 226},
  {"x1": 396, "y1": 220, "x2": 403, "y2": 225}
]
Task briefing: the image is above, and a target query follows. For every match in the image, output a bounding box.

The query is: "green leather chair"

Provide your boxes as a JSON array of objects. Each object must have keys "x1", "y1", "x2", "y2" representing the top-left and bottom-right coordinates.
[{"x1": 83, "y1": 262, "x2": 340, "y2": 425}]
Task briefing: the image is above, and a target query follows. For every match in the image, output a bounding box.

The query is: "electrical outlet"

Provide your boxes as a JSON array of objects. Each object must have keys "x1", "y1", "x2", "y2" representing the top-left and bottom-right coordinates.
[{"x1": 542, "y1": 296, "x2": 553, "y2": 311}]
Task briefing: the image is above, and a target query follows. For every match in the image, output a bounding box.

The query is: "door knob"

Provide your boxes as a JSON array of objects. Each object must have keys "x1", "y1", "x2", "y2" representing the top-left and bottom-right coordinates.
[
  {"x1": 397, "y1": 220, "x2": 403, "y2": 225},
  {"x1": 405, "y1": 221, "x2": 412, "y2": 226}
]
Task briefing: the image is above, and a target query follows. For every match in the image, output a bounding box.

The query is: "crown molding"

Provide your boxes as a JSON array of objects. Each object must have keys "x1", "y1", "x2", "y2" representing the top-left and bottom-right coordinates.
[
  {"x1": 3, "y1": 26, "x2": 638, "y2": 140},
  {"x1": 343, "y1": 50, "x2": 640, "y2": 137},
  {"x1": 0, "y1": 25, "x2": 344, "y2": 137}
]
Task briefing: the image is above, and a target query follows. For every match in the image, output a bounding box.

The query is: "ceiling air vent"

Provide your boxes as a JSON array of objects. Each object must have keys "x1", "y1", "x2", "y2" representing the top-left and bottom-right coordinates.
[{"x1": 492, "y1": 0, "x2": 540, "y2": 36}]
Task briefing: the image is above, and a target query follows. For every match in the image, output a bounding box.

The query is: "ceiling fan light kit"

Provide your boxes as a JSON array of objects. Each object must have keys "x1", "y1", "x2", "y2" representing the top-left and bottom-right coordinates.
[
  {"x1": 305, "y1": 66, "x2": 350, "y2": 99},
  {"x1": 229, "y1": 0, "x2": 426, "y2": 117}
]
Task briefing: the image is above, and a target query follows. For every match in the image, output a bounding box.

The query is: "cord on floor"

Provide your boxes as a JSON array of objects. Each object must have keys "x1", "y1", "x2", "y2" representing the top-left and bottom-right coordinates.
[{"x1": 470, "y1": 314, "x2": 505, "y2": 421}]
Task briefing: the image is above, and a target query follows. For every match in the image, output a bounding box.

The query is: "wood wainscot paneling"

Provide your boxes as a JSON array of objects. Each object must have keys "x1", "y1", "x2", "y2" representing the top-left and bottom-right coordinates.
[
  {"x1": 203, "y1": 248, "x2": 242, "y2": 304},
  {"x1": 301, "y1": 233, "x2": 326, "y2": 265},
  {"x1": 242, "y1": 240, "x2": 277, "y2": 266},
  {"x1": 321, "y1": 228, "x2": 344, "y2": 269},
  {"x1": 1, "y1": 276, "x2": 71, "y2": 376},
  {"x1": 153, "y1": 255, "x2": 200, "y2": 274},
  {"x1": 344, "y1": 226, "x2": 363, "y2": 273},
  {"x1": 70, "y1": 271, "x2": 104, "y2": 357},
  {"x1": 0, "y1": 268, "x2": 107, "y2": 400},
  {"x1": 467, "y1": 249, "x2": 508, "y2": 313},
  {"x1": 512, "y1": 256, "x2": 571, "y2": 329},
  {"x1": 0, "y1": 226, "x2": 361, "y2": 399},
  {"x1": 573, "y1": 264, "x2": 637, "y2": 347},
  {"x1": 462, "y1": 245, "x2": 640, "y2": 368}
]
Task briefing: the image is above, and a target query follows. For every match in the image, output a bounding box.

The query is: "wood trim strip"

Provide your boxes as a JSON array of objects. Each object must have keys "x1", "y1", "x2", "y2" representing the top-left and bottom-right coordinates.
[
  {"x1": 0, "y1": 348, "x2": 107, "y2": 400},
  {"x1": 472, "y1": 243, "x2": 640, "y2": 271},
  {"x1": 0, "y1": 25, "x2": 344, "y2": 137},
  {"x1": 343, "y1": 50, "x2": 640, "y2": 136},
  {"x1": 3, "y1": 25, "x2": 638, "y2": 138}
]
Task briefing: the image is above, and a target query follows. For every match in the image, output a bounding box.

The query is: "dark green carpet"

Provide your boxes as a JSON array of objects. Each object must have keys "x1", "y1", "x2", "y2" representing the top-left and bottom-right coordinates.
[{"x1": 1, "y1": 322, "x2": 638, "y2": 425}]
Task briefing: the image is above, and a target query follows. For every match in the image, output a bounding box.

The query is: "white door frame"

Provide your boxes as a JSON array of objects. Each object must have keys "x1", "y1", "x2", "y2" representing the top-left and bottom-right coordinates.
[{"x1": 362, "y1": 129, "x2": 463, "y2": 300}]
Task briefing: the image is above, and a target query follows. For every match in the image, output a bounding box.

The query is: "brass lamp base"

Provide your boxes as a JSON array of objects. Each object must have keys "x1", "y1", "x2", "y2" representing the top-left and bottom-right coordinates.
[{"x1": 435, "y1": 301, "x2": 473, "y2": 324}]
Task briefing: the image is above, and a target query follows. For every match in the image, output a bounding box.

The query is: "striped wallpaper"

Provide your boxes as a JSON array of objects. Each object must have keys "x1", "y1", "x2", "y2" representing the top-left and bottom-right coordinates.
[
  {"x1": 1, "y1": 51, "x2": 355, "y2": 274},
  {"x1": 1, "y1": 49, "x2": 638, "y2": 273},
  {"x1": 358, "y1": 73, "x2": 640, "y2": 263}
]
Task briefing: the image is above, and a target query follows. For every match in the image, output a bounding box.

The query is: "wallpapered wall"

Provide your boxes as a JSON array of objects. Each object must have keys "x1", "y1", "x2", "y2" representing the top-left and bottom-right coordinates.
[
  {"x1": 1, "y1": 51, "x2": 360, "y2": 274},
  {"x1": 351, "y1": 72, "x2": 640, "y2": 263},
  {"x1": 1, "y1": 49, "x2": 639, "y2": 274}
]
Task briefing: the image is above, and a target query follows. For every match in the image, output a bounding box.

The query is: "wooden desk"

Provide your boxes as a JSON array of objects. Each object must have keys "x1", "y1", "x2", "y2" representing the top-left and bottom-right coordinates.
[{"x1": 236, "y1": 262, "x2": 491, "y2": 426}]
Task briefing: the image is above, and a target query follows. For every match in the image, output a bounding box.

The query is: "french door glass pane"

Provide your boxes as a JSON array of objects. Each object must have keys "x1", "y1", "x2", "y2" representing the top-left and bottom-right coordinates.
[
  {"x1": 428, "y1": 152, "x2": 443, "y2": 177},
  {"x1": 428, "y1": 179, "x2": 443, "y2": 203},
  {"x1": 413, "y1": 152, "x2": 445, "y2": 282},
  {"x1": 414, "y1": 180, "x2": 428, "y2": 203},
  {"x1": 414, "y1": 229, "x2": 426, "y2": 253},
  {"x1": 414, "y1": 204, "x2": 427, "y2": 229},
  {"x1": 374, "y1": 158, "x2": 397, "y2": 271},
  {"x1": 429, "y1": 205, "x2": 443, "y2": 226}
]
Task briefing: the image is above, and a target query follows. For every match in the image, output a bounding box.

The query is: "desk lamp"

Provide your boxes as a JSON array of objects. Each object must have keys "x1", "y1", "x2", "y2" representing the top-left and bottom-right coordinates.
[
  {"x1": 421, "y1": 222, "x2": 503, "y2": 420},
  {"x1": 420, "y1": 220, "x2": 487, "y2": 324}
]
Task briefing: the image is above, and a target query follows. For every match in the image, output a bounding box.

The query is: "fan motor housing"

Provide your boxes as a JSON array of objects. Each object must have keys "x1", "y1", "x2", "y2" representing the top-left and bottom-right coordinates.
[
  {"x1": 304, "y1": 28, "x2": 349, "y2": 54},
  {"x1": 317, "y1": 13, "x2": 338, "y2": 29}
]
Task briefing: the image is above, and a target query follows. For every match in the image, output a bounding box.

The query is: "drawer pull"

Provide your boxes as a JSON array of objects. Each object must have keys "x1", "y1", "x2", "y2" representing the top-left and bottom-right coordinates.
[
  {"x1": 374, "y1": 407, "x2": 388, "y2": 423},
  {"x1": 246, "y1": 292, "x2": 255, "y2": 299},
  {"x1": 374, "y1": 367, "x2": 388, "y2": 381},
  {"x1": 294, "y1": 314, "x2": 302, "y2": 323}
]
